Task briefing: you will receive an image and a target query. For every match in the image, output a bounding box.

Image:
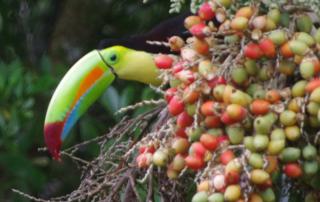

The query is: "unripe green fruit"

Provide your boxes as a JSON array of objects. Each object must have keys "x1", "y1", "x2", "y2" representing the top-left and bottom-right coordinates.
[
  {"x1": 247, "y1": 84, "x2": 263, "y2": 97},
  {"x1": 278, "y1": 60, "x2": 295, "y2": 76},
  {"x1": 268, "y1": 30, "x2": 287, "y2": 45},
  {"x1": 261, "y1": 188, "x2": 276, "y2": 202},
  {"x1": 153, "y1": 150, "x2": 168, "y2": 167},
  {"x1": 289, "y1": 40, "x2": 309, "y2": 56},
  {"x1": 268, "y1": 140, "x2": 285, "y2": 155},
  {"x1": 280, "y1": 110, "x2": 297, "y2": 126},
  {"x1": 309, "y1": 116, "x2": 320, "y2": 128},
  {"x1": 297, "y1": 32, "x2": 315, "y2": 47},
  {"x1": 207, "y1": 128, "x2": 224, "y2": 137},
  {"x1": 231, "y1": 67, "x2": 248, "y2": 85},
  {"x1": 217, "y1": 0, "x2": 232, "y2": 8},
  {"x1": 208, "y1": 193, "x2": 224, "y2": 202},
  {"x1": 303, "y1": 160, "x2": 319, "y2": 176},
  {"x1": 307, "y1": 102, "x2": 320, "y2": 116},
  {"x1": 258, "y1": 66, "x2": 271, "y2": 81},
  {"x1": 192, "y1": 191, "x2": 209, "y2": 202},
  {"x1": 296, "y1": 15, "x2": 313, "y2": 33},
  {"x1": 280, "y1": 147, "x2": 301, "y2": 163},
  {"x1": 169, "y1": 78, "x2": 182, "y2": 87},
  {"x1": 270, "y1": 128, "x2": 286, "y2": 140},
  {"x1": 292, "y1": 80, "x2": 307, "y2": 97},
  {"x1": 224, "y1": 34, "x2": 240, "y2": 44},
  {"x1": 253, "y1": 135, "x2": 269, "y2": 151},
  {"x1": 226, "y1": 125, "x2": 244, "y2": 144},
  {"x1": 172, "y1": 155, "x2": 186, "y2": 171},
  {"x1": 249, "y1": 153, "x2": 264, "y2": 169},
  {"x1": 303, "y1": 144, "x2": 317, "y2": 160},
  {"x1": 224, "y1": 185, "x2": 241, "y2": 201},
  {"x1": 254, "y1": 113, "x2": 276, "y2": 134},
  {"x1": 250, "y1": 169, "x2": 270, "y2": 184},
  {"x1": 310, "y1": 87, "x2": 320, "y2": 103},
  {"x1": 284, "y1": 126, "x2": 301, "y2": 141},
  {"x1": 213, "y1": 85, "x2": 226, "y2": 101},
  {"x1": 280, "y1": 12, "x2": 290, "y2": 27},
  {"x1": 186, "y1": 104, "x2": 197, "y2": 116},
  {"x1": 300, "y1": 61, "x2": 315, "y2": 79},
  {"x1": 187, "y1": 127, "x2": 203, "y2": 142},
  {"x1": 230, "y1": 90, "x2": 251, "y2": 106},
  {"x1": 314, "y1": 28, "x2": 320, "y2": 43},
  {"x1": 267, "y1": 9, "x2": 281, "y2": 24},
  {"x1": 253, "y1": 89, "x2": 266, "y2": 100},
  {"x1": 244, "y1": 59, "x2": 258, "y2": 75},
  {"x1": 244, "y1": 136, "x2": 256, "y2": 152}
]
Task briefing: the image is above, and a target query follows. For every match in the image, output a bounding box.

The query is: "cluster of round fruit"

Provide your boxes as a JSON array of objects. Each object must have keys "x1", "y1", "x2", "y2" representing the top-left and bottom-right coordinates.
[{"x1": 136, "y1": 0, "x2": 320, "y2": 201}]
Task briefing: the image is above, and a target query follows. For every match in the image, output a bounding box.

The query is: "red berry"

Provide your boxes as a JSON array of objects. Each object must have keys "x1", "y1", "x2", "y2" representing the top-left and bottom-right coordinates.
[
  {"x1": 168, "y1": 96, "x2": 185, "y2": 116},
  {"x1": 177, "y1": 111, "x2": 194, "y2": 128},
  {"x1": 259, "y1": 38, "x2": 276, "y2": 58},
  {"x1": 208, "y1": 76, "x2": 227, "y2": 88},
  {"x1": 185, "y1": 155, "x2": 204, "y2": 170},
  {"x1": 198, "y1": 2, "x2": 215, "y2": 21},
  {"x1": 139, "y1": 145, "x2": 155, "y2": 154},
  {"x1": 165, "y1": 87, "x2": 177, "y2": 103},
  {"x1": 220, "y1": 150, "x2": 235, "y2": 165},
  {"x1": 221, "y1": 112, "x2": 237, "y2": 125},
  {"x1": 244, "y1": 42, "x2": 263, "y2": 59},
  {"x1": 250, "y1": 100, "x2": 270, "y2": 115},
  {"x1": 284, "y1": 163, "x2": 302, "y2": 178},
  {"x1": 136, "y1": 153, "x2": 153, "y2": 168},
  {"x1": 175, "y1": 70, "x2": 196, "y2": 84},
  {"x1": 175, "y1": 127, "x2": 188, "y2": 138},
  {"x1": 225, "y1": 170, "x2": 240, "y2": 185},
  {"x1": 183, "y1": 87, "x2": 200, "y2": 104},
  {"x1": 200, "y1": 101, "x2": 215, "y2": 116},
  {"x1": 189, "y1": 23, "x2": 207, "y2": 38},
  {"x1": 217, "y1": 135, "x2": 229, "y2": 144},
  {"x1": 189, "y1": 142, "x2": 207, "y2": 159},
  {"x1": 154, "y1": 54, "x2": 173, "y2": 69},
  {"x1": 305, "y1": 78, "x2": 320, "y2": 93},
  {"x1": 204, "y1": 115, "x2": 222, "y2": 128},
  {"x1": 200, "y1": 134, "x2": 218, "y2": 151},
  {"x1": 172, "y1": 62, "x2": 185, "y2": 73}
]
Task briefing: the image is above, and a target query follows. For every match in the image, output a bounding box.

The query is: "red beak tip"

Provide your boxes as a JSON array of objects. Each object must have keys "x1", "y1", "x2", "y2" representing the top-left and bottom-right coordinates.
[{"x1": 44, "y1": 121, "x2": 64, "y2": 161}]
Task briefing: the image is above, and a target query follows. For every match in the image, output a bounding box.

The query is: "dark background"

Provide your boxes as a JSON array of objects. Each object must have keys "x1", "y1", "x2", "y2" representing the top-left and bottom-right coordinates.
[{"x1": 0, "y1": 0, "x2": 186, "y2": 200}]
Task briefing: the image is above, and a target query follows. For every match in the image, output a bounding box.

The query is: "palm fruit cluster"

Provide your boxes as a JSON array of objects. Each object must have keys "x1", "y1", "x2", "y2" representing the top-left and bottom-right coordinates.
[{"x1": 136, "y1": 0, "x2": 320, "y2": 201}]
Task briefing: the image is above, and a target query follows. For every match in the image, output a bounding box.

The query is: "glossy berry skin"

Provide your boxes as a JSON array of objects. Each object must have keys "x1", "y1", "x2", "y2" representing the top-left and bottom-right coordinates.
[
  {"x1": 177, "y1": 111, "x2": 194, "y2": 128},
  {"x1": 208, "y1": 76, "x2": 227, "y2": 88},
  {"x1": 250, "y1": 100, "x2": 270, "y2": 115},
  {"x1": 165, "y1": 88, "x2": 177, "y2": 102},
  {"x1": 189, "y1": 23, "x2": 207, "y2": 38},
  {"x1": 154, "y1": 54, "x2": 173, "y2": 69},
  {"x1": 200, "y1": 101, "x2": 215, "y2": 116},
  {"x1": 200, "y1": 134, "x2": 218, "y2": 151},
  {"x1": 189, "y1": 142, "x2": 207, "y2": 159},
  {"x1": 284, "y1": 163, "x2": 302, "y2": 178},
  {"x1": 185, "y1": 155, "x2": 204, "y2": 170},
  {"x1": 198, "y1": 2, "x2": 215, "y2": 21},
  {"x1": 244, "y1": 42, "x2": 264, "y2": 59},
  {"x1": 168, "y1": 96, "x2": 185, "y2": 116},
  {"x1": 259, "y1": 38, "x2": 276, "y2": 58},
  {"x1": 220, "y1": 150, "x2": 235, "y2": 165}
]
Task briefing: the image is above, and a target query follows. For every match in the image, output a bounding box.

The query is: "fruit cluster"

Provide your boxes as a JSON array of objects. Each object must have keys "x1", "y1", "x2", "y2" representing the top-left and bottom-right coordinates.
[{"x1": 137, "y1": 0, "x2": 320, "y2": 201}]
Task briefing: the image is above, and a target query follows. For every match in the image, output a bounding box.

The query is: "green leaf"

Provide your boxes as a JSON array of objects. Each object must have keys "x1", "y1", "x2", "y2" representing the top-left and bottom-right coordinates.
[{"x1": 120, "y1": 86, "x2": 136, "y2": 107}]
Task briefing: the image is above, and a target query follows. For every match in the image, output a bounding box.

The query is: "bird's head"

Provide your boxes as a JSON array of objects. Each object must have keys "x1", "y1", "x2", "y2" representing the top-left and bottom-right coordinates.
[{"x1": 44, "y1": 46, "x2": 160, "y2": 160}]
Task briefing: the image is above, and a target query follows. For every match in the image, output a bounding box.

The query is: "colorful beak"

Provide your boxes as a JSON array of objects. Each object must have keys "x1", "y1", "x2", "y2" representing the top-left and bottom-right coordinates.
[{"x1": 44, "y1": 50, "x2": 116, "y2": 160}]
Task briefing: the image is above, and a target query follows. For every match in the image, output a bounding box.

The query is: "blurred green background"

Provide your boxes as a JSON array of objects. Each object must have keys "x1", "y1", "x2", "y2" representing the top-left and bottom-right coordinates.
[{"x1": 0, "y1": 0, "x2": 183, "y2": 200}]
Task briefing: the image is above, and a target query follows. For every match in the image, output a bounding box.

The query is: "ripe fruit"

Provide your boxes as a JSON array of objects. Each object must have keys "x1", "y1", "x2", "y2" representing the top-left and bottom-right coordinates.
[
  {"x1": 226, "y1": 104, "x2": 247, "y2": 121},
  {"x1": 259, "y1": 38, "x2": 276, "y2": 58},
  {"x1": 184, "y1": 15, "x2": 202, "y2": 29},
  {"x1": 220, "y1": 150, "x2": 235, "y2": 165},
  {"x1": 168, "y1": 96, "x2": 185, "y2": 116},
  {"x1": 244, "y1": 42, "x2": 263, "y2": 59},
  {"x1": 198, "y1": 2, "x2": 215, "y2": 21},
  {"x1": 189, "y1": 142, "x2": 207, "y2": 159},
  {"x1": 200, "y1": 134, "x2": 218, "y2": 151},
  {"x1": 185, "y1": 155, "x2": 204, "y2": 170},
  {"x1": 154, "y1": 54, "x2": 173, "y2": 69},
  {"x1": 280, "y1": 42, "x2": 294, "y2": 58},
  {"x1": 201, "y1": 101, "x2": 215, "y2": 116},
  {"x1": 236, "y1": 6, "x2": 253, "y2": 18},
  {"x1": 190, "y1": 23, "x2": 208, "y2": 38},
  {"x1": 250, "y1": 100, "x2": 270, "y2": 115},
  {"x1": 284, "y1": 163, "x2": 302, "y2": 178},
  {"x1": 165, "y1": 88, "x2": 177, "y2": 102},
  {"x1": 177, "y1": 111, "x2": 194, "y2": 128}
]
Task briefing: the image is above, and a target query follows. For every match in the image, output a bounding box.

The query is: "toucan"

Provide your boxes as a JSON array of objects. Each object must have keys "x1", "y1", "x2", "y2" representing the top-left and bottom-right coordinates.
[{"x1": 44, "y1": 13, "x2": 190, "y2": 160}]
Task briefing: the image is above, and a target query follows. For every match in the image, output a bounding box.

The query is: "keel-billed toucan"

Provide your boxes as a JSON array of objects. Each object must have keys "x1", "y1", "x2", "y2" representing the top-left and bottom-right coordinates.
[
  {"x1": 44, "y1": 46, "x2": 161, "y2": 160},
  {"x1": 43, "y1": 13, "x2": 190, "y2": 160}
]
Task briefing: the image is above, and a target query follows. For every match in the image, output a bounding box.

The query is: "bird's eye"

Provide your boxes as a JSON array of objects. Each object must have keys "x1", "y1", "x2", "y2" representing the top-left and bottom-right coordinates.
[{"x1": 110, "y1": 54, "x2": 117, "y2": 62}]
